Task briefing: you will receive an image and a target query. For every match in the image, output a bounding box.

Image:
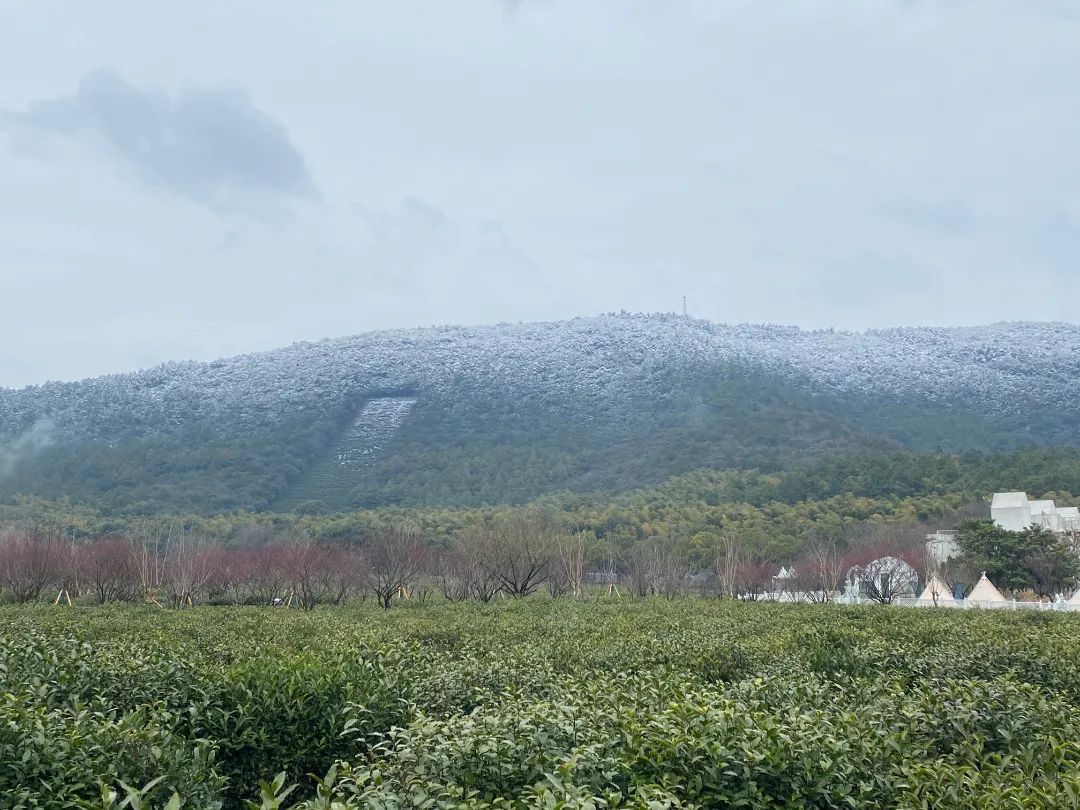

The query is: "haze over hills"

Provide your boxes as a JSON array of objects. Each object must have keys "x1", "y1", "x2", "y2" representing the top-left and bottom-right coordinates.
[{"x1": 2, "y1": 313, "x2": 1080, "y2": 515}]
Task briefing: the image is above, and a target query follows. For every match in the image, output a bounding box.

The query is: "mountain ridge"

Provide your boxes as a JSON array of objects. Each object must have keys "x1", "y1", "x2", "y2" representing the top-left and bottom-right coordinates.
[
  {"x1": 4, "y1": 314, "x2": 1077, "y2": 393},
  {"x1": 2, "y1": 314, "x2": 1079, "y2": 514}
]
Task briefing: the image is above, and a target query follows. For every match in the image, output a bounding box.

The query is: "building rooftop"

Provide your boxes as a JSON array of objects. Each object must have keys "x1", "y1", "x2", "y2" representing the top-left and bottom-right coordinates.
[{"x1": 991, "y1": 491, "x2": 1029, "y2": 509}]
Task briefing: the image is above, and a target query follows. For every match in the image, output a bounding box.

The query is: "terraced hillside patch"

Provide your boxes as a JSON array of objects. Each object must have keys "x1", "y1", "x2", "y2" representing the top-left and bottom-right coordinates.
[{"x1": 274, "y1": 396, "x2": 417, "y2": 512}]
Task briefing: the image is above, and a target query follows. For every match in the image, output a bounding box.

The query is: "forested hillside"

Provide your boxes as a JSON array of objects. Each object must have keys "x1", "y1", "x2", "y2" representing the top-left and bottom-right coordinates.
[
  {"x1": 9, "y1": 448, "x2": 1080, "y2": 567},
  {"x1": 2, "y1": 314, "x2": 1080, "y2": 515}
]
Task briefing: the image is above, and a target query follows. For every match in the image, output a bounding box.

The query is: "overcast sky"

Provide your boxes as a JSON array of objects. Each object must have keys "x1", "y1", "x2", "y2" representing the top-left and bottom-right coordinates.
[{"x1": 1, "y1": 1, "x2": 1078, "y2": 388}]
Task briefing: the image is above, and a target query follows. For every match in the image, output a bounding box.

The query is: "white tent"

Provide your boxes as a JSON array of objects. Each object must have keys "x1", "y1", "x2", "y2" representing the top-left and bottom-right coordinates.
[
  {"x1": 917, "y1": 575, "x2": 957, "y2": 606},
  {"x1": 966, "y1": 572, "x2": 1006, "y2": 607},
  {"x1": 1069, "y1": 586, "x2": 1080, "y2": 607}
]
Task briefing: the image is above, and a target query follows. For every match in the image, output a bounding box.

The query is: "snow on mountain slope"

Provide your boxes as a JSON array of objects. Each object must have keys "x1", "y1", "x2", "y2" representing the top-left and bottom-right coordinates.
[
  {"x1": 2, "y1": 314, "x2": 1078, "y2": 443},
  {"x1": 2, "y1": 314, "x2": 1079, "y2": 513},
  {"x1": 275, "y1": 397, "x2": 418, "y2": 512}
]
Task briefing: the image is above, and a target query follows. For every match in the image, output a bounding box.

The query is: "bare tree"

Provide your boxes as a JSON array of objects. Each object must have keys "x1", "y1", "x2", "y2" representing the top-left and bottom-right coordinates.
[
  {"x1": 52, "y1": 537, "x2": 80, "y2": 605},
  {"x1": 546, "y1": 561, "x2": 572, "y2": 598},
  {"x1": 364, "y1": 524, "x2": 427, "y2": 609},
  {"x1": 715, "y1": 536, "x2": 772, "y2": 601},
  {"x1": 741, "y1": 560, "x2": 775, "y2": 601},
  {"x1": 554, "y1": 530, "x2": 590, "y2": 598},
  {"x1": 773, "y1": 564, "x2": 802, "y2": 602},
  {"x1": 164, "y1": 531, "x2": 216, "y2": 608},
  {"x1": 920, "y1": 567, "x2": 950, "y2": 605},
  {"x1": 619, "y1": 534, "x2": 689, "y2": 598},
  {"x1": 452, "y1": 526, "x2": 503, "y2": 601},
  {"x1": 841, "y1": 522, "x2": 929, "y2": 604},
  {"x1": 203, "y1": 547, "x2": 241, "y2": 604},
  {"x1": 237, "y1": 546, "x2": 290, "y2": 605},
  {"x1": 621, "y1": 538, "x2": 656, "y2": 598},
  {"x1": 653, "y1": 534, "x2": 690, "y2": 599},
  {"x1": 595, "y1": 553, "x2": 621, "y2": 597},
  {"x1": 315, "y1": 544, "x2": 366, "y2": 605},
  {"x1": 125, "y1": 522, "x2": 173, "y2": 605},
  {"x1": 434, "y1": 547, "x2": 475, "y2": 602},
  {"x1": 715, "y1": 532, "x2": 743, "y2": 599},
  {"x1": 80, "y1": 537, "x2": 139, "y2": 603},
  {"x1": 796, "y1": 534, "x2": 847, "y2": 603},
  {"x1": 486, "y1": 510, "x2": 556, "y2": 599},
  {"x1": 284, "y1": 537, "x2": 327, "y2": 610},
  {"x1": 0, "y1": 534, "x2": 64, "y2": 603}
]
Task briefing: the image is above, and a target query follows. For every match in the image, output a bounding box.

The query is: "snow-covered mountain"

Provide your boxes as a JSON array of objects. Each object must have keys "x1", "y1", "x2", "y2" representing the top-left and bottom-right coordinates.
[{"x1": 2, "y1": 314, "x2": 1079, "y2": 514}]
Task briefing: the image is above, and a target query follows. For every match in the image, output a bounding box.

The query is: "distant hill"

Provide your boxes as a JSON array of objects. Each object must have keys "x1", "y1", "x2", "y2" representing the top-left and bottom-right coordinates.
[{"x1": 2, "y1": 314, "x2": 1080, "y2": 514}]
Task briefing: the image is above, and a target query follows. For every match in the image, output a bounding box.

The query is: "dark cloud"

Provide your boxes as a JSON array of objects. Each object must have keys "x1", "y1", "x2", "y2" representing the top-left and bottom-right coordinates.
[{"x1": 10, "y1": 69, "x2": 316, "y2": 215}]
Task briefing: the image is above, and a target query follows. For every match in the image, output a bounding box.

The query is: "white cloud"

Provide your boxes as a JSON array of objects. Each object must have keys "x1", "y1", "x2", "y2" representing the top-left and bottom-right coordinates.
[{"x1": 0, "y1": 0, "x2": 1077, "y2": 387}]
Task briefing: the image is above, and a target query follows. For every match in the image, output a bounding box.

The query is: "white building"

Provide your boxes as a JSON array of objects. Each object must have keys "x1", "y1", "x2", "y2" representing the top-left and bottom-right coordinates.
[
  {"x1": 1059, "y1": 507, "x2": 1080, "y2": 531},
  {"x1": 925, "y1": 530, "x2": 960, "y2": 564},
  {"x1": 990, "y1": 491, "x2": 1080, "y2": 534},
  {"x1": 1029, "y1": 499, "x2": 1062, "y2": 532},
  {"x1": 991, "y1": 491, "x2": 1033, "y2": 531},
  {"x1": 926, "y1": 493, "x2": 1080, "y2": 583}
]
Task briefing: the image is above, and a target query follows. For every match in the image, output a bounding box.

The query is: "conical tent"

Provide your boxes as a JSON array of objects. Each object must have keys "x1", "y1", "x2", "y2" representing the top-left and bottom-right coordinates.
[
  {"x1": 917, "y1": 575, "x2": 956, "y2": 605},
  {"x1": 966, "y1": 572, "x2": 1006, "y2": 607},
  {"x1": 1069, "y1": 586, "x2": 1080, "y2": 606}
]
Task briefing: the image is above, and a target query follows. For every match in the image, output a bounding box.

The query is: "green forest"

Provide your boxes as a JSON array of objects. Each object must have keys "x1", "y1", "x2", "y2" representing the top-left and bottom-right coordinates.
[
  {"x1": 4, "y1": 349, "x2": 1076, "y2": 516},
  {"x1": 6, "y1": 447, "x2": 1080, "y2": 566}
]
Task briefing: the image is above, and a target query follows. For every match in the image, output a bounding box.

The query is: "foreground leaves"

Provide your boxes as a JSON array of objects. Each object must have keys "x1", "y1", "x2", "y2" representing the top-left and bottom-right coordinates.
[{"x1": 3, "y1": 600, "x2": 1080, "y2": 808}]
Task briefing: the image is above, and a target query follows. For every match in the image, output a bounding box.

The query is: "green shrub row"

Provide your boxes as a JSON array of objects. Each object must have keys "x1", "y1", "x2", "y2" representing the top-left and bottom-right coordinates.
[{"x1": 3, "y1": 600, "x2": 1080, "y2": 808}]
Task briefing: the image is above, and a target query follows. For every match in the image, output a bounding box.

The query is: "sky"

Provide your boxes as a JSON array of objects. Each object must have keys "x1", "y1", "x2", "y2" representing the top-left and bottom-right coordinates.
[{"x1": 1, "y1": 0, "x2": 1078, "y2": 388}]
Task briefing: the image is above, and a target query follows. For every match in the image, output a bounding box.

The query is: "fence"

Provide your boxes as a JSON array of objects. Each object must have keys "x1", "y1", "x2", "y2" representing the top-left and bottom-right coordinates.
[{"x1": 893, "y1": 595, "x2": 1079, "y2": 611}]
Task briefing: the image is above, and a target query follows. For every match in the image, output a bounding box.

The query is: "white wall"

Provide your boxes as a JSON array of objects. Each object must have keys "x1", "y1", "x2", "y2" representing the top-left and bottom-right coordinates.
[
  {"x1": 992, "y1": 504, "x2": 1032, "y2": 532},
  {"x1": 925, "y1": 531, "x2": 960, "y2": 563}
]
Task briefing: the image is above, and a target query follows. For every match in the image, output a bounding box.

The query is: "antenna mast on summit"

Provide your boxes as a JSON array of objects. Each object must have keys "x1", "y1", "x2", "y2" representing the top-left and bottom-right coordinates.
[{"x1": 682, "y1": 296, "x2": 688, "y2": 317}]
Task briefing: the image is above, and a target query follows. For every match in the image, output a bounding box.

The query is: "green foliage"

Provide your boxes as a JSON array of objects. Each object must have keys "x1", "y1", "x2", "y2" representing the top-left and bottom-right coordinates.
[
  {"x1": 10, "y1": 447, "x2": 1080, "y2": 568},
  {"x1": 956, "y1": 520, "x2": 1080, "y2": 594},
  {"x1": 6, "y1": 349, "x2": 1077, "y2": 516},
  {"x1": 346, "y1": 367, "x2": 1033, "y2": 510},
  {"x1": 4, "y1": 601, "x2": 1080, "y2": 808}
]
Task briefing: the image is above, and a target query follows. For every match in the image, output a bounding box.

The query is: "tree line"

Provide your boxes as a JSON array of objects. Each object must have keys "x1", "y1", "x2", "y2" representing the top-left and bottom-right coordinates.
[
  {"x1": 944, "y1": 520, "x2": 1080, "y2": 598},
  {"x1": 0, "y1": 508, "x2": 951, "y2": 608},
  {"x1": 5, "y1": 483, "x2": 1080, "y2": 608}
]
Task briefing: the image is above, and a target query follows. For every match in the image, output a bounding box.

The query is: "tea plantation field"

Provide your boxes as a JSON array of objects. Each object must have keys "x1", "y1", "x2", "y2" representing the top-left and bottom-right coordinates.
[{"x1": 4, "y1": 600, "x2": 1080, "y2": 809}]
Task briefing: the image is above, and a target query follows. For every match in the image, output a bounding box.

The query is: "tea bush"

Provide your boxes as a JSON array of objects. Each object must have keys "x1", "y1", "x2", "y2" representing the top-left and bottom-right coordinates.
[{"x1": 3, "y1": 600, "x2": 1080, "y2": 808}]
